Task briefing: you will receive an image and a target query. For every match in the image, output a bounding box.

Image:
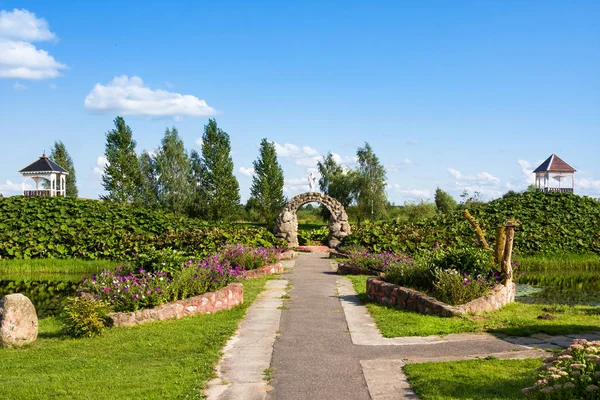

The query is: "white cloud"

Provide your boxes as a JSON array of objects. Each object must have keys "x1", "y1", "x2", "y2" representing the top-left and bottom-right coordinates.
[
  {"x1": 274, "y1": 142, "x2": 322, "y2": 168},
  {"x1": 447, "y1": 168, "x2": 499, "y2": 183},
  {"x1": 286, "y1": 177, "x2": 307, "y2": 185},
  {"x1": 13, "y1": 81, "x2": 26, "y2": 90},
  {"x1": 0, "y1": 179, "x2": 32, "y2": 196},
  {"x1": 93, "y1": 156, "x2": 108, "y2": 177},
  {"x1": 84, "y1": 75, "x2": 217, "y2": 117},
  {"x1": 239, "y1": 167, "x2": 254, "y2": 176},
  {"x1": 518, "y1": 159, "x2": 536, "y2": 186},
  {"x1": 388, "y1": 184, "x2": 432, "y2": 201},
  {"x1": 0, "y1": 9, "x2": 66, "y2": 80},
  {"x1": 0, "y1": 9, "x2": 56, "y2": 42}
]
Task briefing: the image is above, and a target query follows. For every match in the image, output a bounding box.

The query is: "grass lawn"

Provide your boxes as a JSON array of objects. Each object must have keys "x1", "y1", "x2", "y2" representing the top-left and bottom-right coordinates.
[
  {"x1": 347, "y1": 275, "x2": 600, "y2": 337},
  {"x1": 403, "y1": 358, "x2": 542, "y2": 400},
  {"x1": 0, "y1": 275, "x2": 275, "y2": 400}
]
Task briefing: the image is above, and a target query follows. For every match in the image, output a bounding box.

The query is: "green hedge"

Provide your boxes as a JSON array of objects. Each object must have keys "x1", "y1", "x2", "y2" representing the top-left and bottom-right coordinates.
[
  {"x1": 0, "y1": 197, "x2": 285, "y2": 260},
  {"x1": 345, "y1": 191, "x2": 600, "y2": 255}
]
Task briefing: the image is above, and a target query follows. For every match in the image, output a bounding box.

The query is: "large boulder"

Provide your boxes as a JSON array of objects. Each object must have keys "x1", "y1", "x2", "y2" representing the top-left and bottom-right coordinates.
[{"x1": 0, "y1": 294, "x2": 38, "y2": 348}]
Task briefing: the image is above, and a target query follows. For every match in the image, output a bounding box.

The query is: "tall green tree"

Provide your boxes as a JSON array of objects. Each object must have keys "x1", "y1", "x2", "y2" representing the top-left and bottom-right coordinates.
[
  {"x1": 317, "y1": 152, "x2": 357, "y2": 221},
  {"x1": 138, "y1": 151, "x2": 159, "y2": 208},
  {"x1": 250, "y1": 138, "x2": 285, "y2": 227},
  {"x1": 49, "y1": 140, "x2": 78, "y2": 197},
  {"x1": 196, "y1": 119, "x2": 240, "y2": 221},
  {"x1": 155, "y1": 127, "x2": 192, "y2": 215},
  {"x1": 356, "y1": 142, "x2": 387, "y2": 223},
  {"x1": 434, "y1": 187, "x2": 457, "y2": 213},
  {"x1": 101, "y1": 116, "x2": 141, "y2": 203}
]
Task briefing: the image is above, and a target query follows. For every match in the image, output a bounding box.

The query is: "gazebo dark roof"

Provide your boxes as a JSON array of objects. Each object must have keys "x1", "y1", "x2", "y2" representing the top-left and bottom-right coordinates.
[
  {"x1": 19, "y1": 155, "x2": 69, "y2": 174},
  {"x1": 533, "y1": 154, "x2": 576, "y2": 173}
]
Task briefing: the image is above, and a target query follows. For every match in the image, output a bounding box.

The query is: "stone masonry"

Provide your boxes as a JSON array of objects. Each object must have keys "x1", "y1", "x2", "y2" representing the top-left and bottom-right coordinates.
[
  {"x1": 273, "y1": 192, "x2": 351, "y2": 248},
  {"x1": 366, "y1": 278, "x2": 516, "y2": 317},
  {"x1": 0, "y1": 293, "x2": 38, "y2": 348},
  {"x1": 109, "y1": 283, "x2": 243, "y2": 327}
]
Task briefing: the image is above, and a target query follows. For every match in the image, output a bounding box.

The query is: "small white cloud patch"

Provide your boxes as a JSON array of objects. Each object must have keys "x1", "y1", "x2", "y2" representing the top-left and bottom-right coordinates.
[
  {"x1": 84, "y1": 75, "x2": 217, "y2": 117},
  {"x1": 239, "y1": 167, "x2": 254, "y2": 176},
  {"x1": 0, "y1": 179, "x2": 32, "y2": 196},
  {"x1": 93, "y1": 156, "x2": 109, "y2": 177},
  {"x1": 0, "y1": 9, "x2": 66, "y2": 80}
]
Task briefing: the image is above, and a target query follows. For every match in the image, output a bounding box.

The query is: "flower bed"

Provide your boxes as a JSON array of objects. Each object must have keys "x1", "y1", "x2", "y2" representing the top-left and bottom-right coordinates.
[
  {"x1": 366, "y1": 277, "x2": 515, "y2": 317},
  {"x1": 108, "y1": 283, "x2": 243, "y2": 327},
  {"x1": 337, "y1": 262, "x2": 376, "y2": 275}
]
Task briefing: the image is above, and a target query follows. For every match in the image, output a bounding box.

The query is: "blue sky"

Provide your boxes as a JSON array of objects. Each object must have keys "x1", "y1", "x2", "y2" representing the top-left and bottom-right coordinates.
[{"x1": 1, "y1": 0, "x2": 599, "y2": 202}]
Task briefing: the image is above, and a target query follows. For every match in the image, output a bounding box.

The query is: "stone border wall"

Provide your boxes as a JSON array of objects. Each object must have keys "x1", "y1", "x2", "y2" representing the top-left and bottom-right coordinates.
[
  {"x1": 366, "y1": 278, "x2": 515, "y2": 317},
  {"x1": 245, "y1": 263, "x2": 284, "y2": 278},
  {"x1": 109, "y1": 283, "x2": 243, "y2": 327},
  {"x1": 295, "y1": 245, "x2": 331, "y2": 252},
  {"x1": 278, "y1": 250, "x2": 297, "y2": 260}
]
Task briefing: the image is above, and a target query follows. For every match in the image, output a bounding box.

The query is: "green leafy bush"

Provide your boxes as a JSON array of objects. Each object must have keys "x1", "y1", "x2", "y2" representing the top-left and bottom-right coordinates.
[
  {"x1": 0, "y1": 197, "x2": 285, "y2": 260},
  {"x1": 344, "y1": 191, "x2": 600, "y2": 255},
  {"x1": 61, "y1": 296, "x2": 112, "y2": 338},
  {"x1": 431, "y1": 268, "x2": 495, "y2": 305},
  {"x1": 384, "y1": 261, "x2": 433, "y2": 291},
  {"x1": 129, "y1": 247, "x2": 189, "y2": 275},
  {"x1": 523, "y1": 339, "x2": 600, "y2": 399},
  {"x1": 430, "y1": 247, "x2": 496, "y2": 277},
  {"x1": 297, "y1": 227, "x2": 329, "y2": 245}
]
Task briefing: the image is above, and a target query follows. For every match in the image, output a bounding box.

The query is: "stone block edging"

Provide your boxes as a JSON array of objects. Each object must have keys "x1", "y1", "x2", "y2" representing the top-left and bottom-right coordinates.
[
  {"x1": 294, "y1": 245, "x2": 331, "y2": 252},
  {"x1": 108, "y1": 283, "x2": 243, "y2": 327},
  {"x1": 366, "y1": 278, "x2": 515, "y2": 317},
  {"x1": 337, "y1": 262, "x2": 378, "y2": 276},
  {"x1": 277, "y1": 250, "x2": 296, "y2": 260},
  {"x1": 244, "y1": 263, "x2": 284, "y2": 278}
]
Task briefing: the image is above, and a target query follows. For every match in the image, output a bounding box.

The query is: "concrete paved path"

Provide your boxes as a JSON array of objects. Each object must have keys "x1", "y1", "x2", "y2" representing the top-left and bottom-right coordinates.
[{"x1": 208, "y1": 253, "x2": 597, "y2": 400}]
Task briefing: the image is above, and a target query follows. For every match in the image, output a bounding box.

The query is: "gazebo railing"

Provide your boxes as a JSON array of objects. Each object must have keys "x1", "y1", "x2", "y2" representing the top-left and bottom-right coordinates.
[
  {"x1": 24, "y1": 190, "x2": 52, "y2": 197},
  {"x1": 538, "y1": 188, "x2": 573, "y2": 193}
]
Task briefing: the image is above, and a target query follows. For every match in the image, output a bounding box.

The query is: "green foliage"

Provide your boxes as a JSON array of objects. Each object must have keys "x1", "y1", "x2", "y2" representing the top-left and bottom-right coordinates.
[
  {"x1": 297, "y1": 227, "x2": 329, "y2": 245},
  {"x1": 138, "y1": 151, "x2": 159, "y2": 208},
  {"x1": 129, "y1": 247, "x2": 189, "y2": 275},
  {"x1": 49, "y1": 140, "x2": 78, "y2": 197},
  {"x1": 195, "y1": 119, "x2": 241, "y2": 221},
  {"x1": 430, "y1": 247, "x2": 496, "y2": 277},
  {"x1": 155, "y1": 127, "x2": 192, "y2": 215},
  {"x1": 250, "y1": 138, "x2": 285, "y2": 227},
  {"x1": 60, "y1": 296, "x2": 112, "y2": 338},
  {"x1": 434, "y1": 187, "x2": 457, "y2": 213},
  {"x1": 317, "y1": 152, "x2": 357, "y2": 220},
  {"x1": 345, "y1": 191, "x2": 600, "y2": 255},
  {"x1": 384, "y1": 262, "x2": 433, "y2": 291},
  {"x1": 101, "y1": 116, "x2": 142, "y2": 203},
  {"x1": 431, "y1": 268, "x2": 495, "y2": 305},
  {"x1": 389, "y1": 201, "x2": 437, "y2": 223},
  {"x1": 356, "y1": 142, "x2": 387, "y2": 222},
  {"x1": 0, "y1": 279, "x2": 78, "y2": 317},
  {"x1": 0, "y1": 197, "x2": 284, "y2": 260}
]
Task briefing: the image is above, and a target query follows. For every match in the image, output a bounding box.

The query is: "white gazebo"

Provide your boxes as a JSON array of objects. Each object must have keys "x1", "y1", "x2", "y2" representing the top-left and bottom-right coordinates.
[
  {"x1": 533, "y1": 154, "x2": 576, "y2": 193},
  {"x1": 19, "y1": 154, "x2": 69, "y2": 197}
]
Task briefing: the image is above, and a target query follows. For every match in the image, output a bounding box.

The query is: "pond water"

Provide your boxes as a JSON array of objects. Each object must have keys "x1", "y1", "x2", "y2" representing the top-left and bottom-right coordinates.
[
  {"x1": 515, "y1": 272, "x2": 600, "y2": 306},
  {"x1": 0, "y1": 273, "x2": 87, "y2": 318}
]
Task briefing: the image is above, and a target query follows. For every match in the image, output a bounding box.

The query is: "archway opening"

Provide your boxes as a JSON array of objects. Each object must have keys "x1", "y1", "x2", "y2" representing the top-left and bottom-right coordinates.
[{"x1": 273, "y1": 193, "x2": 351, "y2": 249}]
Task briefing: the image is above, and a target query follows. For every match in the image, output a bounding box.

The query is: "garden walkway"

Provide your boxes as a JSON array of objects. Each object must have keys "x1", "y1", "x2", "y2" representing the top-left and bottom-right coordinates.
[{"x1": 206, "y1": 253, "x2": 598, "y2": 400}]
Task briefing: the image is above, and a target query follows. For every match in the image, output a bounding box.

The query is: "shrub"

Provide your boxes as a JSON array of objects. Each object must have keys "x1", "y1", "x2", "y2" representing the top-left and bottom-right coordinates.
[
  {"x1": 347, "y1": 251, "x2": 413, "y2": 273},
  {"x1": 79, "y1": 267, "x2": 171, "y2": 312},
  {"x1": 431, "y1": 268, "x2": 496, "y2": 305},
  {"x1": 523, "y1": 339, "x2": 600, "y2": 399},
  {"x1": 61, "y1": 296, "x2": 112, "y2": 338},
  {"x1": 129, "y1": 247, "x2": 189, "y2": 276},
  {"x1": 168, "y1": 256, "x2": 245, "y2": 301},
  {"x1": 298, "y1": 227, "x2": 329, "y2": 246},
  {"x1": 218, "y1": 244, "x2": 281, "y2": 270},
  {"x1": 384, "y1": 260, "x2": 432, "y2": 291},
  {"x1": 429, "y1": 247, "x2": 496, "y2": 278}
]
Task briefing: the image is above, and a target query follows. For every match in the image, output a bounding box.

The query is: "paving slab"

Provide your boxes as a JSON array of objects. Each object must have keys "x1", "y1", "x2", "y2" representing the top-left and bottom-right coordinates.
[
  {"x1": 360, "y1": 359, "x2": 418, "y2": 400},
  {"x1": 204, "y1": 279, "x2": 288, "y2": 400}
]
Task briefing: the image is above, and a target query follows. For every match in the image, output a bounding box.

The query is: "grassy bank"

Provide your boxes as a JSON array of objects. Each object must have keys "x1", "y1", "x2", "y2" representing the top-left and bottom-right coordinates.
[
  {"x1": 0, "y1": 258, "x2": 120, "y2": 280},
  {"x1": 347, "y1": 275, "x2": 600, "y2": 337},
  {"x1": 0, "y1": 275, "x2": 275, "y2": 400},
  {"x1": 404, "y1": 358, "x2": 542, "y2": 399}
]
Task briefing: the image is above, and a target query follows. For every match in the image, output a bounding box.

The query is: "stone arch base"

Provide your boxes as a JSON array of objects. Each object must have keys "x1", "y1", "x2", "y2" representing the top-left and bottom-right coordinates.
[{"x1": 273, "y1": 192, "x2": 351, "y2": 249}]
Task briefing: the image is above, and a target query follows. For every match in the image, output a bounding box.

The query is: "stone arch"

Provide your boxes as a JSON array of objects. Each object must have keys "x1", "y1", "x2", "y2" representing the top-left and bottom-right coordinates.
[{"x1": 273, "y1": 192, "x2": 351, "y2": 248}]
